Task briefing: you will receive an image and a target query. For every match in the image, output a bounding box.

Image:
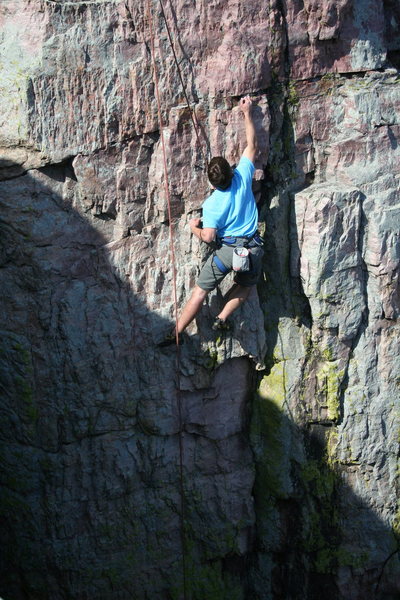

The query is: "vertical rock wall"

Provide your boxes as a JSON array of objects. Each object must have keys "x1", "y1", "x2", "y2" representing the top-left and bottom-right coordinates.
[{"x1": 0, "y1": 0, "x2": 399, "y2": 598}]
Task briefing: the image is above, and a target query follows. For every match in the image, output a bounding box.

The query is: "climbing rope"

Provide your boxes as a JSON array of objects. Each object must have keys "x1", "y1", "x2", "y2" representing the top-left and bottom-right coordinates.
[
  {"x1": 145, "y1": 1, "x2": 188, "y2": 597},
  {"x1": 158, "y1": 0, "x2": 209, "y2": 166}
]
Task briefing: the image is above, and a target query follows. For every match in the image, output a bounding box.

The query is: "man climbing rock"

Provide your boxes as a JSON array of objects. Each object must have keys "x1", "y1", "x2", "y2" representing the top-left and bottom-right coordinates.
[{"x1": 160, "y1": 95, "x2": 264, "y2": 346}]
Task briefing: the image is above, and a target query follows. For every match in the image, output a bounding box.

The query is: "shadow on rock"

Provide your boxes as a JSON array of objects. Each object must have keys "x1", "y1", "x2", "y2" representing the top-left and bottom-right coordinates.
[
  {"x1": 0, "y1": 159, "x2": 257, "y2": 600},
  {"x1": 248, "y1": 393, "x2": 400, "y2": 600}
]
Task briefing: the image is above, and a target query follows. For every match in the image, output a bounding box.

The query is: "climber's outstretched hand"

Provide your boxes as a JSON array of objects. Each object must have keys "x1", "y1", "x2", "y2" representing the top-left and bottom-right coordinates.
[
  {"x1": 239, "y1": 95, "x2": 253, "y2": 114},
  {"x1": 240, "y1": 95, "x2": 257, "y2": 164}
]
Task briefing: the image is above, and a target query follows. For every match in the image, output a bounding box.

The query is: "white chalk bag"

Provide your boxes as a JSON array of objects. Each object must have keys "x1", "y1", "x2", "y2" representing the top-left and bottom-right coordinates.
[{"x1": 232, "y1": 247, "x2": 250, "y2": 272}]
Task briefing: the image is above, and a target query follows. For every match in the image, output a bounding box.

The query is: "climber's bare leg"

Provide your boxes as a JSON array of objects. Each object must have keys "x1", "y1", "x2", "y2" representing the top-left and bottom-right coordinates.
[
  {"x1": 176, "y1": 285, "x2": 208, "y2": 334},
  {"x1": 217, "y1": 283, "x2": 251, "y2": 321}
]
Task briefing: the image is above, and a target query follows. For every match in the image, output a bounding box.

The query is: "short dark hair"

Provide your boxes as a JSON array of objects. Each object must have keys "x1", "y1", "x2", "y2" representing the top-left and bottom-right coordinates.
[{"x1": 207, "y1": 157, "x2": 233, "y2": 190}]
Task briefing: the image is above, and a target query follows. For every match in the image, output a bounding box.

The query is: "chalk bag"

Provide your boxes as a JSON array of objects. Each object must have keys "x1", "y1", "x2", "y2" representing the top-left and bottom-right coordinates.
[{"x1": 232, "y1": 247, "x2": 250, "y2": 272}]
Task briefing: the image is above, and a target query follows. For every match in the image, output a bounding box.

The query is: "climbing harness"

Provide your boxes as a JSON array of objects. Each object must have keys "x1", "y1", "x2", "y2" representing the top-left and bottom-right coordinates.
[
  {"x1": 212, "y1": 231, "x2": 265, "y2": 275},
  {"x1": 217, "y1": 231, "x2": 265, "y2": 248},
  {"x1": 212, "y1": 252, "x2": 231, "y2": 274}
]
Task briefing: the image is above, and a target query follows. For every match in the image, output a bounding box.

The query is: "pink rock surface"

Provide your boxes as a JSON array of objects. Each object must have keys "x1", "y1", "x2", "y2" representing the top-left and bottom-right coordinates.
[
  {"x1": 0, "y1": 0, "x2": 399, "y2": 598},
  {"x1": 286, "y1": 0, "x2": 387, "y2": 78}
]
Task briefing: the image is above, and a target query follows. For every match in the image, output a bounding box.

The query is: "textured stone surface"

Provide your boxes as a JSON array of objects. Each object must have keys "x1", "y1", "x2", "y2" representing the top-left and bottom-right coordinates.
[
  {"x1": 285, "y1": 0, "x2": 388, "y2": 79},
  {"x1": 0, "y1": 0, "x2": 399, "y2": 599}
]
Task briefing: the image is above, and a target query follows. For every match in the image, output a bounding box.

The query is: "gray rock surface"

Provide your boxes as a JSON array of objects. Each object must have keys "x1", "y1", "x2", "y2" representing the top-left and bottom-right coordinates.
[{"x1": 0, "y1": 0, "x2": 399, "y2": 599}]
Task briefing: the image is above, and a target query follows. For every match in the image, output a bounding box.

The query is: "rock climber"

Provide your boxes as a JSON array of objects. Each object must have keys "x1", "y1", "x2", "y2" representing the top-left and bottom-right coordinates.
[{"x1": 160, "y1": 95, "x2": 264, "y2": 346}]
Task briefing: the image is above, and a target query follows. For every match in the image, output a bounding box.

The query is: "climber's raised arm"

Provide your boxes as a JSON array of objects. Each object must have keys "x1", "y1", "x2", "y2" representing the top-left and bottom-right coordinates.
[{"x1": 240, "y1": 95, "x2": 258, "y2": 164}]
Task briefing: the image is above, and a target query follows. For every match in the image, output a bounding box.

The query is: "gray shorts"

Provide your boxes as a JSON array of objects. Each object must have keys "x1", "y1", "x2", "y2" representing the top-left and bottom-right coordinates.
[{"x1": 197, "y1": 243, "x2": 264, "y2": 292}]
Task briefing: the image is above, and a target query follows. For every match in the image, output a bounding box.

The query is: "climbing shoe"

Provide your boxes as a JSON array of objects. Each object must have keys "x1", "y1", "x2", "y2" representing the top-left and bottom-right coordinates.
[
  {"x1": 157, "y1": 329, "x2": 184, "y2": 347},
  {"x1": 212, "y1": 317, "x2": 232, "y2": 331}
]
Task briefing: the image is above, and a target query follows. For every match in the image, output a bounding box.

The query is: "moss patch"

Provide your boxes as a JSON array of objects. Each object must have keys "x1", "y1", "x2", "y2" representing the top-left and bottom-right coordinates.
[
  {"x1": 316, "y1": 361, "x2": 345, "y2": 422},
  {"x1": 251, "y1": 363, "x2": 288, "y2": 500},
  {"x1": 287, "y1": 80, "x2": 300, "y2": 116},
  {"x1": 392, "y1": 501, "x2": 400, "y2": 541},
  {"x1": 301, "y1": 438, "x2": 369, "y2": 575}
]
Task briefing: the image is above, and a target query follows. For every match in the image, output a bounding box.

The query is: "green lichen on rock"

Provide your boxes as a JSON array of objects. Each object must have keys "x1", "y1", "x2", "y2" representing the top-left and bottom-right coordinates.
[
  {"x1": 300, "y1": 436, "x2": 369, "y2": 575},
  {"x1": 314, "y1": 545, "x2": 369, "y2": 574},
  {"x1": 302, "y1": 459, "x2": 336, "y2": 499},
  {"x1": 203, "y1": 346, "x2": 219, "y2": 370},
  {"x1": 0, "y1": 44, "x2": 40, "y2": 144},
  {"x1": 316, "y1": 361, "x2": 345, "y2": 422},
  {"x1": 392, "y1": 501, "x2": 400, "y2": 541},
  {"x1": 201, "y1": 341, "x2": 229, "y2": 371},
  {"x1": 301, "y1": 457, "x2": 342, "y2": 574},
  {"x1": 251, "y1": 362, "x2": 287, "y2": 500},
  {"x1": 258, "y1": 361, "x2": 286, "y2": 407},
  {"x1": 287, "y1": 80, "x2": 300, "y2": 115}
]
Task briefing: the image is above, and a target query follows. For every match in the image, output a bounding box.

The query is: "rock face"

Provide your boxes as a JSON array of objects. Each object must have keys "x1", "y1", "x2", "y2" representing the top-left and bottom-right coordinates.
[{"x1": 0, "y1": 1, "x2": 399, "y2": 599}]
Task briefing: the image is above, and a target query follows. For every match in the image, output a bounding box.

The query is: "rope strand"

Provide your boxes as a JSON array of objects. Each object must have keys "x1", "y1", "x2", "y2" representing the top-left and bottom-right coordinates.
[
  {"x1": 158, "y1": 0, "x2": 209, "y2": 167},
  {"x1": 146, "y1": 1, "x2": 188, "y2": 598}
]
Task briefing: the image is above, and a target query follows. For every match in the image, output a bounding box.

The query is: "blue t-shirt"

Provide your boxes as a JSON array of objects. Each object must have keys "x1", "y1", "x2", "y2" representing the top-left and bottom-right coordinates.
[{"x1": 202, "y1": 156, "x2": 258, "y2": 238}]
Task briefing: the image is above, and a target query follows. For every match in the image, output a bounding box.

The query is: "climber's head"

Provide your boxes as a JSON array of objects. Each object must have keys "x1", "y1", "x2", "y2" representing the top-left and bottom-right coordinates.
[{"x1": 207, "y1": 157, "x2": 233, "y2": 190}]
